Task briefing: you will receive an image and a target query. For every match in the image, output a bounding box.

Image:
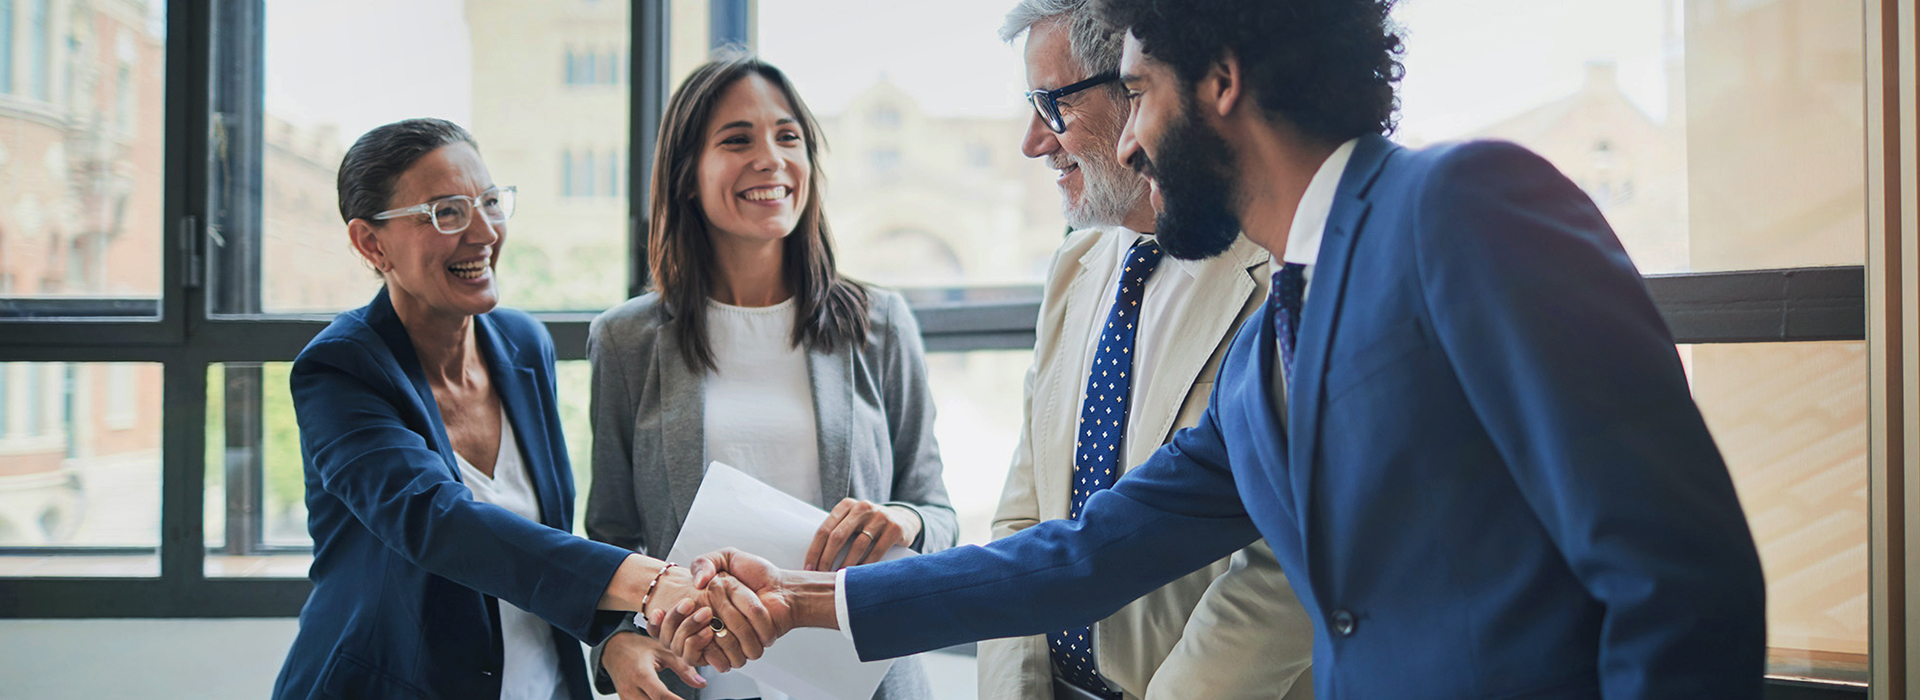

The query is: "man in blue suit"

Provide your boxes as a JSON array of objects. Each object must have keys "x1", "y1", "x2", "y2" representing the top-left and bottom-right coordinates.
[{"x1": 674, "y1": 1, "x2": 1767, "y2": 697}]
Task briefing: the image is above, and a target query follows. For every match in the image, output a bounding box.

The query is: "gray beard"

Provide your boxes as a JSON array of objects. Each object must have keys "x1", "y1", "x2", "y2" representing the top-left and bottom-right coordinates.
[{"x1": 1062, "y1": 155, "x2": 1150, "y2": 230}]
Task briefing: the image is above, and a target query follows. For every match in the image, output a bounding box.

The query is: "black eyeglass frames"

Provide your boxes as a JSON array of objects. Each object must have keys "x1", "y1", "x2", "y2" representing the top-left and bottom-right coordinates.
[{"x1": 1024, "y1": 73, "x2": 1120, "y2": 134}]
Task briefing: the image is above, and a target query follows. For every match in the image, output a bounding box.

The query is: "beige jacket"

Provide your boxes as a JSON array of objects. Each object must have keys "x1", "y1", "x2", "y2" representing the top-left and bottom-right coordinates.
[{"x1": 977, "y1": 229, "x2": 1314, "y2": 700}]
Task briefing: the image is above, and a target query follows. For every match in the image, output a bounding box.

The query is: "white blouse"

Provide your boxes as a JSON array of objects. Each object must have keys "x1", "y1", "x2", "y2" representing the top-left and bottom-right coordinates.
[
  {"x1": 699, "y1": 298, "x2": 818, "y2": 700},
  {"x1": 453, "y1": 407, "x2": 566, "y2": 700}
]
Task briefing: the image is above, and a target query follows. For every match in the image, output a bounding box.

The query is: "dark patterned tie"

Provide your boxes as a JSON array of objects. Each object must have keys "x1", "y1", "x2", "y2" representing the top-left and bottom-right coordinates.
[
  {"x1": 1048, "y1": 239, "x2": 1163, "y2": 699},
  {"x1": 1271, "y1": 262, "x2": 1307, "y2": 383}
]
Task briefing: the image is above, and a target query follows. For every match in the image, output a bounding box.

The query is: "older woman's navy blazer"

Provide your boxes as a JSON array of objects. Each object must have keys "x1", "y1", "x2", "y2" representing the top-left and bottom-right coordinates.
[{"x1": 272, "y1": 288, "x2": 632, "y2": 700}]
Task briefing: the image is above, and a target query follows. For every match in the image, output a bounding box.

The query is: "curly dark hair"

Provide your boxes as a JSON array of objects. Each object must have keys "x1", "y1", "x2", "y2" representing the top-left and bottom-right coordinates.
[{"x1": 1094, "y1": 0, "x2": 1405, "y2": 142}]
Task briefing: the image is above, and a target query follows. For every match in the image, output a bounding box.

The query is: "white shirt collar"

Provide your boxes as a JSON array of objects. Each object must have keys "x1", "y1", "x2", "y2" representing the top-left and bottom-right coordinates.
[
  {"x1": 1281, "y1": 138, "x2": 1360, "y2": 267},
  {"x1": 1116, "y1": 226, "x2": 1199, "y2": 279}
]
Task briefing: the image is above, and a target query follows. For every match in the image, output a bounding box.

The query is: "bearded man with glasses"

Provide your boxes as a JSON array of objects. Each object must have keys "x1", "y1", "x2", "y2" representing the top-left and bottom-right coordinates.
[{"x1": 976, "y1": 2, "x2": 1312, "y2": 699}]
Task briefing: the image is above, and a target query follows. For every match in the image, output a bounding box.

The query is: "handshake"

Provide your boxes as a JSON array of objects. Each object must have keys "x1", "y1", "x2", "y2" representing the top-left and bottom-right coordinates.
[
  {"x1": 610, "y1": 549, "x2": 838, "y2": 700},
  {"x1": 605, "y1": 498, "x2": 918, "y2": 700}
]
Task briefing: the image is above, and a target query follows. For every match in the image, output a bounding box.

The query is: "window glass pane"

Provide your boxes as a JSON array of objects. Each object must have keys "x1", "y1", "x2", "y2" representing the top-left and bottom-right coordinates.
[
  {"x1": 0, "y1": 362, "x2": 160, "y2": 577},
  {"x1": 756, "y1": 3, "x2": 1063, "y2": 292},
  {"x1": 922, "y1": 350, "x2": 1029, "y2": 546},
  {"x1": 1, "y1": 0, "x2": 13, "y2": 95},
  {"x1": 206, "y1": 359, "x2": 593, "y2": 578},
  {"x1": 1684, "y1": 341, "x2": 1867, "y2": 683},
  {"x1": 239, "y1": 0, "x2": 629, "y2": 316},
  {"x1": 1394, "y1": 0, "x2": 1864, "y2": 273},
  {"x1": 0, "y1": 0, "x2": 165, "y2": 316}
]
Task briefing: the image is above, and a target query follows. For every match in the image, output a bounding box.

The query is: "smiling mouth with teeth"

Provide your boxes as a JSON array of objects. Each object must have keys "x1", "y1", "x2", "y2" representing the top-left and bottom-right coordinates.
[
  {"x1": 742, "y1": 185, "x2": 790, "y2": 202},
  {"x1": 448, "y1": 260, "x2": 489, "y2": 280}
]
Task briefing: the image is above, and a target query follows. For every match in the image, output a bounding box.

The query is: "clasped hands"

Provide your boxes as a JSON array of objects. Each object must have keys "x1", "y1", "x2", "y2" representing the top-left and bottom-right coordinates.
[{"x1": 602, "y1": 500, "x2": 914, "y2": 700}]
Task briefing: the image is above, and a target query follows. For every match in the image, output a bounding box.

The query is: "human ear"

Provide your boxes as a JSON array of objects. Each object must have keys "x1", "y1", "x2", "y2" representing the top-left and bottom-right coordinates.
[
  {"x1": 347, "y1": 219, "x2": 389, "y2": 272},
  {"x1": 1197, "y1": 50, "x2": 1243, "y2": 118}
]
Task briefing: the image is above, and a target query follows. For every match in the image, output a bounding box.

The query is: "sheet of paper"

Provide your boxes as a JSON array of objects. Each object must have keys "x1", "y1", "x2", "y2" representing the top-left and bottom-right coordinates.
[{"x1": 665, "y1": 461, "x2": 910, "y2": 700}]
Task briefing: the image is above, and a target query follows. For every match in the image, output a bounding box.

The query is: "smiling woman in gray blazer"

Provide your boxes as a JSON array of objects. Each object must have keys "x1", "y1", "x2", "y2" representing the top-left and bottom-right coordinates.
[{"x1": 584, "y1": 55, "x2": 955, "y2": 700}]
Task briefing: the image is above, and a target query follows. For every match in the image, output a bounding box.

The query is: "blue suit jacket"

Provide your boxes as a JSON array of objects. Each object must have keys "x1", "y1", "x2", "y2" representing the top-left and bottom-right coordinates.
[
  {"x1": 842, "y1": 135, "x2": 1766, "y2": 700},
  {"x1": 273, "y1": 289, "x2": 632, "y2": 700}
]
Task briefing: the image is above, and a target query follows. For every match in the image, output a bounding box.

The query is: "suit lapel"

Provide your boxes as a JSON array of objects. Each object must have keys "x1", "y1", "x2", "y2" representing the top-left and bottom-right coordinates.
[
  {"x1": 1288, "y1": 134, "x2": 1396, "y2": 549},
  {"x1": 1039, "y1": 237, "x2": 1117, "y2": 519},
  {"x1": 477, "y1": 315, "x2": 566, "y2": 531},
  {"x1": 1127, "y1": 236, "x2": 1264, "y2": 468},
  {"x1": 811, "y1": 344, "x2": 854, "y2": 509},
  {"x1": 367, "y1": 288, "x2": 462, "y2": 481},
  {"x1": 655, "y1": 322, "x2": 707, "y2": 529}
]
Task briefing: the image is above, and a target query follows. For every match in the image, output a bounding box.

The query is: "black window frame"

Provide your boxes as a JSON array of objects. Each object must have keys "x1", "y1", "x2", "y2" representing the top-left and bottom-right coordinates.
[{"x1": 0, "y1": 2, "x2": 1872, "y2": 697}]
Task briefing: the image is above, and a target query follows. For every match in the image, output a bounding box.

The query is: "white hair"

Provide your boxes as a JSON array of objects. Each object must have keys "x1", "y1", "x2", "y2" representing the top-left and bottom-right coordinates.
[{"x1": 999, "y1": 0, "x2": 1125, "y2": 80}]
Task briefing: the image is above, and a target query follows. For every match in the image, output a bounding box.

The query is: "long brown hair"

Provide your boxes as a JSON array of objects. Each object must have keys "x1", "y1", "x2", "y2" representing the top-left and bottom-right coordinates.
[{"x1": 648, "y1": 55, "x2": 870, "y2": 372}]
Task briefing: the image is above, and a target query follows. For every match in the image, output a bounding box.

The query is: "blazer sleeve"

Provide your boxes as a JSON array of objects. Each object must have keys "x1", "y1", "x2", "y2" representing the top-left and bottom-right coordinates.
[
  {"x1": 844, "y1": 386, "x2": 1259, "y2": 662},
  {"x1": 291, "y1": 336, "x2": 632, "y2": 644},
  {"x1": 582, "y1": 317, "x2": 651, "y2": 693},
  {"x1": 1412, "y1": 141, "x2": 1766, "y2": 700},
  {"x1": 874, "y1": 292, "x2": 959, "y2": 553},
  {"x1": 584, "y1": 317, "x2": 648, "y2": 554}
]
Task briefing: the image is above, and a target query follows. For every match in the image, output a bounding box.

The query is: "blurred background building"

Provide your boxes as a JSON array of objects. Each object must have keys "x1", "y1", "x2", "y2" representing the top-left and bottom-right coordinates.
[{"x1": 0, "y1": 0, "x2": 1888, "y2": 693}]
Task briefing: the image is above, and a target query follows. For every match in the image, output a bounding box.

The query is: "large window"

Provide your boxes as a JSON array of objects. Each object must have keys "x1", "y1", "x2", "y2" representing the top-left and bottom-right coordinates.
[
  {"x1": 751, "y1": 0, "x2": 1876, "y2": 688},
  {"x1": 241, "y1": 0, "x2": 631, "y2": 315},
  {"x1": 0, "y1": 0, "x2": 166, "y2": 311},
  {"x1": 1389, "y1": 0, "x2": 1868, "y2": 683},
  {"x1": 0, "y1": 2, "x2": 1906, "y2": 696},
  {"x1": 0, "y1": 361, "x2": 163, "y2": 577}
]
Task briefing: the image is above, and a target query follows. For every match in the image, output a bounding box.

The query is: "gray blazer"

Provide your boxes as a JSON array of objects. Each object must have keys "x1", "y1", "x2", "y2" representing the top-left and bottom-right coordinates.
[{"x1": 584, "y1": 286, "x2": 956, "y2": 699}]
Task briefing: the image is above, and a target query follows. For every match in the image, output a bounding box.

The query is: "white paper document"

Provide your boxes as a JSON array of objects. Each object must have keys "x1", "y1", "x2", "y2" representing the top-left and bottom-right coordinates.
[{"x1": 665, "y1": 461, "x2": 911, "y2": 700}]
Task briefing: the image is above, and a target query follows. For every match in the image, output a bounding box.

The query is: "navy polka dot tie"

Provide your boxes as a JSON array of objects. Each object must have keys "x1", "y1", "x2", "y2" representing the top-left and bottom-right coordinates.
[
  {"x1": 1271, "y1": 262, "x2": 1307, "y2": 384},
  {"x1": 1048, "y1": 238, "x2": 1163, "y2": 699}
]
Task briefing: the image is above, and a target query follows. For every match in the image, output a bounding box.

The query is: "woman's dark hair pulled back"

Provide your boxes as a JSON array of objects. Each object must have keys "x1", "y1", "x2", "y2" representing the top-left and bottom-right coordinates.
[{"x1": 337, "y1": 118, "x2": 478, "y2": 224}]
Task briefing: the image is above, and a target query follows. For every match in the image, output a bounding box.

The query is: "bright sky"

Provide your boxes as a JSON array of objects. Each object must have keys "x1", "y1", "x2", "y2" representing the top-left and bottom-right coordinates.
[
  {"x1": 263, "y1": 0, "x2": 474, "y2": 145},
  {"x1": 262, "y1": 0, "x2": 1676, "y2": 148}
]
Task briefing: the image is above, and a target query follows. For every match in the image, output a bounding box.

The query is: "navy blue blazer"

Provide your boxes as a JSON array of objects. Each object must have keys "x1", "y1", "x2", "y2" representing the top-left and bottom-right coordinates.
[
  {"x1": 273, "y1": 288, "x2": 632, "y2": 700},
  {"x1": 840, "y1": 135, "x2": 1766, "y2": 700}
]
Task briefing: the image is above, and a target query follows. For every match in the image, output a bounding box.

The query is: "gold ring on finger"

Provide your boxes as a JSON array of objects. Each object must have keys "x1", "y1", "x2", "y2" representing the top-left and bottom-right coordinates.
[{"x1": 711, "y1": 618, "x2": 728, "y2": 639}]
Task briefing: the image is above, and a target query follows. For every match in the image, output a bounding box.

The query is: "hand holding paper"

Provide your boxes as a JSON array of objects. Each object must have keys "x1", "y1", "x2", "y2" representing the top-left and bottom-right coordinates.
[{"x1": 807, "y1": 498, "x2": 923, "y2": 571}]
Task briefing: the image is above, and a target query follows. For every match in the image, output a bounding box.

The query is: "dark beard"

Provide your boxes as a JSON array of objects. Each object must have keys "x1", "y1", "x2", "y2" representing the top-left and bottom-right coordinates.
[{"x1": 1129, "y1": 99, "x2": 1242, "y2": 261}]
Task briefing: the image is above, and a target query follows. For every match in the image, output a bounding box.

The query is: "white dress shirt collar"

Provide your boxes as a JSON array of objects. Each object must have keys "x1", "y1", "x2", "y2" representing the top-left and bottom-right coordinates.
[{"x1": 1281, "y1": 138, "x2": 1360, "y2": 267}]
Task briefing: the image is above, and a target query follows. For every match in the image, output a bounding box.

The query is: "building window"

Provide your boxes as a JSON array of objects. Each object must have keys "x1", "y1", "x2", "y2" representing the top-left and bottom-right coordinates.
[
  {"x1": 870, "y1": 148, "x2": 900, "y2": 176},
  {"x1": 563, "y1": 47, "x2": 576, "y2": 84},
  {"x1": 24, "y1": 363, "x2": 41, "y2": 436},
  {"x1": 603, "y1": 50, "x2": 619, "y2": 85},
  {"x1": 115, "y1": 64, "x2": 133, "y2": 131},
  {"x1": 0, "y1": 364, "x2": 10, "y2": 438},
  {"x1": 968, "y1": 144, "x2": 992, "y2": 170},
  {"x1": 1, "y1": 0, "x2": 14, "y2": 95},
  {"x1": 561, "y1": 149, "x2": 574, "y2": 196},
  {"x1": 871, "y1": 105, "x2": 900, "y2": 129},
  {"x1": 578, "y1": 150, "x2": 596, "y2": 198},
  {"x1": 106, "y1": 363, "x2": 137, "y2": 431},
  {"x1": 29, "y1": 0, "x2": 48, "y2": 100},
  {"x1": 606, "y1": 149, "x2": 620, "y2": 197}
]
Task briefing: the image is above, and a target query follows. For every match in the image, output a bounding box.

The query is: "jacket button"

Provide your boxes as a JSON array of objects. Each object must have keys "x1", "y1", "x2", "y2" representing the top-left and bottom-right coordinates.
[{"x1": 1331, "y1": 609, "x2": 1357, "y2": 637}]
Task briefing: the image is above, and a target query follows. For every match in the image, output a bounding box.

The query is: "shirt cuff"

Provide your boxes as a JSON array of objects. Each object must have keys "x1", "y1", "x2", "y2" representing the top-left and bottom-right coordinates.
[{"x1": 835, "y1": 568, "x2": 855, "y2": 642}]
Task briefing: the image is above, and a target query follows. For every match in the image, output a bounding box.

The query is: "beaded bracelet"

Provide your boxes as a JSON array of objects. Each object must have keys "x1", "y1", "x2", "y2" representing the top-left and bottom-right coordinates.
[{"x1": 639, "y1": 562, "x2": 678, "y2": 619}]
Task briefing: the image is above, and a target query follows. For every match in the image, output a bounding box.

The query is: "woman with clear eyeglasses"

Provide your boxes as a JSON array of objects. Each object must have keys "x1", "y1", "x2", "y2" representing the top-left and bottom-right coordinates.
[{"x1": 273, "y1": 118, "x2": 775, "y2": 700}]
